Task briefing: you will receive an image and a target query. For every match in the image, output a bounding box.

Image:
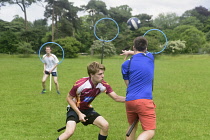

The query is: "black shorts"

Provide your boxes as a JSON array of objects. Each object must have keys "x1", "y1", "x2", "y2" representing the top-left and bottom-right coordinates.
[
  {"x1": 45, "y1": 71, "x2": 57, "y2": 76},
  {"x1": 66, "y1": 107, "x2": 100, "y2": 126}
]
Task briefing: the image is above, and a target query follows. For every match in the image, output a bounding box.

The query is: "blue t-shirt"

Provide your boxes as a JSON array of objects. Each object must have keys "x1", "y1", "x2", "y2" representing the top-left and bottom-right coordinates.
[{"x1": 121, "y1": 53, "x2": 154, "y2": 101}]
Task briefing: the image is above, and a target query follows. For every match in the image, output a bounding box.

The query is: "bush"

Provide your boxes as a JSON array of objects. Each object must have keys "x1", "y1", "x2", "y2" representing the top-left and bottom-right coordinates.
[
  {"x1": 90, "y1": 40, "x2": 116, "y2": 57},
  {"x1": 54, "y1": 37, "x2": 81, "y2": 58},
  {"x1": 165, "y1": 40, "x2": 186, "y2": 54},
  {"x1": 17, "y1": 42, "x2": 34, "y2": 57}
]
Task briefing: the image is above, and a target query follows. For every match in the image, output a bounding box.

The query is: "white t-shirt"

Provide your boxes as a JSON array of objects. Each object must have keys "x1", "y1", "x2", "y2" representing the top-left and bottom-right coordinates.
[{"x1": 42, "y1": 54, "x2": 59, "y2": 72}]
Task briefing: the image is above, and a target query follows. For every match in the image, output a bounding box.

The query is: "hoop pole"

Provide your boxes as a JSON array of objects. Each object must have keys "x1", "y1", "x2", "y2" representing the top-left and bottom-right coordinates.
[
  {"x1": 50, "y1": 74, "x2": 52, "y2": 91},
  {"x1": 101, "y1": 42, "x2": 105, "y2": 64}
]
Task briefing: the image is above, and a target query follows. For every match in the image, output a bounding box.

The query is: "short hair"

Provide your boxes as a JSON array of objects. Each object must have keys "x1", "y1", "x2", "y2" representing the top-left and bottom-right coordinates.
[
  {"x1": 87, "y1": 62, "x2": 105, "y2": 76},
  {"x1": 133, "y1": 36, "x2": 148, "y2": 51},
  {"x1": 45, "y1": 46, "x2": 51, "y2": 50}
]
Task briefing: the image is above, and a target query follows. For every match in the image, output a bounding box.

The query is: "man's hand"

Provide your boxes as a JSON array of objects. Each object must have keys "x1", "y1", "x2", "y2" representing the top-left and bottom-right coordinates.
[
  {"x1": 78, "y1": 113, "x2": 87, "y2": 122},
  {"x1": 120, "y1": 50, "x2": 135, "y2": 60},
  {"x1": 120, "y1": 50, "x2": 131, "y2": 60}
]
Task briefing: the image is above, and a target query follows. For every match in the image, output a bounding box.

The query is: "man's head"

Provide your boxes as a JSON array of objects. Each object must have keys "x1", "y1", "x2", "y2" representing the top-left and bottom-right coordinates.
[
  {"x1": 87, "y1": 62, "x2": 105, "y2": 84},
  {"x1": 133, "y1": 36, "x2": 148, "y2": 52},
  {"x1": 45, "y1": 46, "x2": 52, "y2": 54}
]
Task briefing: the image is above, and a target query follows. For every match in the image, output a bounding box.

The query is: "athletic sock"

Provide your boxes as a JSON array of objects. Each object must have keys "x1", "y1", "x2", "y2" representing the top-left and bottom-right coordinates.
[
  {"x1": 98, "y1": 134, "x2": 107, "y2": 140},
  {"x1": 56, "y1": 138, "x2": 59, "y2": 140}
]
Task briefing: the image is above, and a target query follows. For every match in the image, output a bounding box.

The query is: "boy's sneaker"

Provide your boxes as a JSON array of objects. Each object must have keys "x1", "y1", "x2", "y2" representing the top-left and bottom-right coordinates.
[
  {"x1": 57, "y1": 90, "x2": 60, "y2": 95},
  {"x1": 40, "y1": 89, "x2": 46, "y2": 94}
]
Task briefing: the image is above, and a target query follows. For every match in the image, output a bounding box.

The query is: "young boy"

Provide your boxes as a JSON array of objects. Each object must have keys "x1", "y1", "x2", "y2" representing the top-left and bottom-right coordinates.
[{"x1": 57, "y1": 61, "x2": 125, "y2": 140}]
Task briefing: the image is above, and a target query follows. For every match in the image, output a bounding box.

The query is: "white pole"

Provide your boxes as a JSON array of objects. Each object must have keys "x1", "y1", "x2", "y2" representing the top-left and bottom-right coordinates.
[{"x1": 50, "y1": 74, "x2": 52, "y2": 91}]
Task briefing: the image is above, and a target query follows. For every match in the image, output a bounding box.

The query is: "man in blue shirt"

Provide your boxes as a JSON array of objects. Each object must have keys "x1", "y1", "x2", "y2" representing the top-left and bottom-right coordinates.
[{"x1": 121, "y1": 36, "x2": 156, "y2": 140}]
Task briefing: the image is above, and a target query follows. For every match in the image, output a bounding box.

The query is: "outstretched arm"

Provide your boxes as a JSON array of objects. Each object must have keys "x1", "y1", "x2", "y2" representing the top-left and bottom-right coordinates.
[
  {"x1": 107, "y1": 91, "x2": 125, "y2": 102},
  {"x1": 120, "y1": 50, "x2": 134, "y2": 60}
]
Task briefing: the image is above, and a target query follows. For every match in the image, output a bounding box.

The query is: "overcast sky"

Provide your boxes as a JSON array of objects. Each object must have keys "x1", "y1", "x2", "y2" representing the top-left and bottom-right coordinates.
[{"x1": 0, "y1": 0, "x2": 209, "y2": 23}]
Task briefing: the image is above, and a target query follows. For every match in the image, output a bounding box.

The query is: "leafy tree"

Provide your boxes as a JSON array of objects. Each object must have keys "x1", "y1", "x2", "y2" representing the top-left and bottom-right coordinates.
[
  {"x1": 19, "y1": 29, "x2": 46, "y2": 51},
  {"x1": 0, "y1": 30, "x2": 18, "y2": 54},
  {"x1": 75, "y1": 16, "x2": 94, "y2": 53},
  {"x1": 10, "y1": 15, "x2": 25, "y2": 32},
  {"x1": 161, "y1": 29, "x2": 174, "y2": 42},
  {"x1": 172, "y1": 25, "x2": 195, "y2": 40},
  {"x1": 54, "y1": 37, "x2": 81, "y2": 58},
  {"x1": 181, "y1": 6, "x2": 210, "y2": 30},
  {"x1": 0, "y1": 20, "x2": 10, "y2": 31},
  {"x1": 194, "y1": 6, "x2": 210, "y2": 23},
  {"x1": 206, "y1": 31, "x2": 210, "y2": 42},
  {"x1": 153, "y1": 13, "x2": 179, "y2": 29},
  {"x1": 81, "y1": 0, "x2": 108, "y2": 28},
  {"x1": 56, "y1": 17, "x2": 73, "y2": 38},
  {"x1": 84, "y1": 0, "x2": 108, "y2": 15},
  {"x1": 180, "y1": 27, "x2": 206, "y2": 53},
  {"x1": 203, "y1": 18, "x2": 210, "y2": 33},
  {"x1": 108, "y1": 5, "x2": 132, "y2": 23},
  {"x1": 44, "y1": 0, "x2": 81, "y2": 40},
  {"x1": 181, "y1": 9, "x2": 198, "y2": 19},
  {"x1": 32, "y1": 19, "x2": 48, "y2": 30},
  {"x1": 202, "y1": 43, "x2": 210, "y2": 54},
  {"x1": 179, "y1": 16, "x2": 203, "y2": 30},
  {"x1": 41, "y1": 32, "x2": 52, "y2": 43},
  {"x1": 90, "y1": 40, "x2": 116, "y2": 57}
]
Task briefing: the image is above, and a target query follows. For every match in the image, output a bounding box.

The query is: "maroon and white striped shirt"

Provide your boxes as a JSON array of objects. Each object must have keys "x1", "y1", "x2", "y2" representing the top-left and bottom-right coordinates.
[{"x1": 69, "y1": 77, "x2": 113, "y2": 110}]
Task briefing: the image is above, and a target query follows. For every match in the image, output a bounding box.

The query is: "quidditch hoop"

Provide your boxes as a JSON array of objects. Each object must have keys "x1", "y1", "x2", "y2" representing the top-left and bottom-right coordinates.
[
  {"x1": 143, "y1": 29, "x2": 168, "y2": 54},
  {"x1": 94, "y1": 18, "x2": 120, "y2": 42},
  {"x1": 38, "y1": 42, "x2": 64, "y2": 64}
]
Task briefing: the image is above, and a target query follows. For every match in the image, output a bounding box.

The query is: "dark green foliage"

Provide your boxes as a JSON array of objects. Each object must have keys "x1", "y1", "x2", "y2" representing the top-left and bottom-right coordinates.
[
  {"x1": 108, "y1": 5, "x2": 132, "y2": 23},
  {"x1": 17, "y1": 41, "x2": 34, "y2": 57},
  {"x1": 180, "y1": 27, "x2": 206, "y2": 53},
  {"x1": 54, "y1": 37, "x2": 81, "y2": 58},
  {"x1": 206, "y1": 31, "x2": 210, "y2": 42},
  {"x1": 0, "y1": 30, "x2": 18, "y2": 54},
  {"x1": 20, "y1": 29, "x2": 47, "y2": 51}
]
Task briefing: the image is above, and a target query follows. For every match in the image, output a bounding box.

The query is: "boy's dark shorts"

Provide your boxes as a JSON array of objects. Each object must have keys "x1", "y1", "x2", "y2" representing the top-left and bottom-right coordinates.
[
  {"x1": 45, "y1": 71, "x2": 57, "y2": 76},
  {"x1": 66, "y1": 107, "x2": 100, "y2": 126}
]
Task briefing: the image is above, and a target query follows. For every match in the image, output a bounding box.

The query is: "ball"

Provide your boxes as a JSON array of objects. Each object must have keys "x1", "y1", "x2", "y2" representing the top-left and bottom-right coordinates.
[{"x1": 127, "y1": 17, "x2": 141, "y2": 31}]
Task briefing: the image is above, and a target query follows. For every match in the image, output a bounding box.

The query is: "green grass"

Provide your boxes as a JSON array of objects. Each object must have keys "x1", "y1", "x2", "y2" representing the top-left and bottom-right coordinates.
[{"x1": 1, "y1": 54, "x2": 210, "y2": 140}]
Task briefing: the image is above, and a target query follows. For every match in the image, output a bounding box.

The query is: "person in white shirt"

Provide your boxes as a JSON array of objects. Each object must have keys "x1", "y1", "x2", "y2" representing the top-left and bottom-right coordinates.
[{"x1": 41, "y1": 46, "x2": 60, "y2": 94}]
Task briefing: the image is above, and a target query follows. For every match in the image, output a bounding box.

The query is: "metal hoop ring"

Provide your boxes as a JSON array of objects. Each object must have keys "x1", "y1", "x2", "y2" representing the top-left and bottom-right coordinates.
[
  {"x1": 143, "y1": 29, "x2": 168, "y2": 54},
  {"x1": 38, "y1": 42, "x2": 64, "y2": 64},
  {"x1": 94, "y1": 18, "x2": 120, "y2": 42}
]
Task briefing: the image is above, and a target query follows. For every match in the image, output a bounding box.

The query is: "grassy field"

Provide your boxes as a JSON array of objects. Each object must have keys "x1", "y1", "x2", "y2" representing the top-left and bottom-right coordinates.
[{"x1": 1, "y1": 54, "x2": 210, "y2": 140}]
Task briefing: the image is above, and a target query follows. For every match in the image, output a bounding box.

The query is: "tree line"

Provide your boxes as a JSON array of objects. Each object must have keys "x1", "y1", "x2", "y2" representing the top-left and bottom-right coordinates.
[{"x1": 0, "y1": 0, "x2": 210, "y2": 57}]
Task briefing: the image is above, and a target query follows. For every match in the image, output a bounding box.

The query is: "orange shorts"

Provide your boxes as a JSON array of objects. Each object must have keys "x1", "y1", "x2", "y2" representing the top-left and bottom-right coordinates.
[{"x1": 126, "y1": 99, "x2": 156, "y2": 130}]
